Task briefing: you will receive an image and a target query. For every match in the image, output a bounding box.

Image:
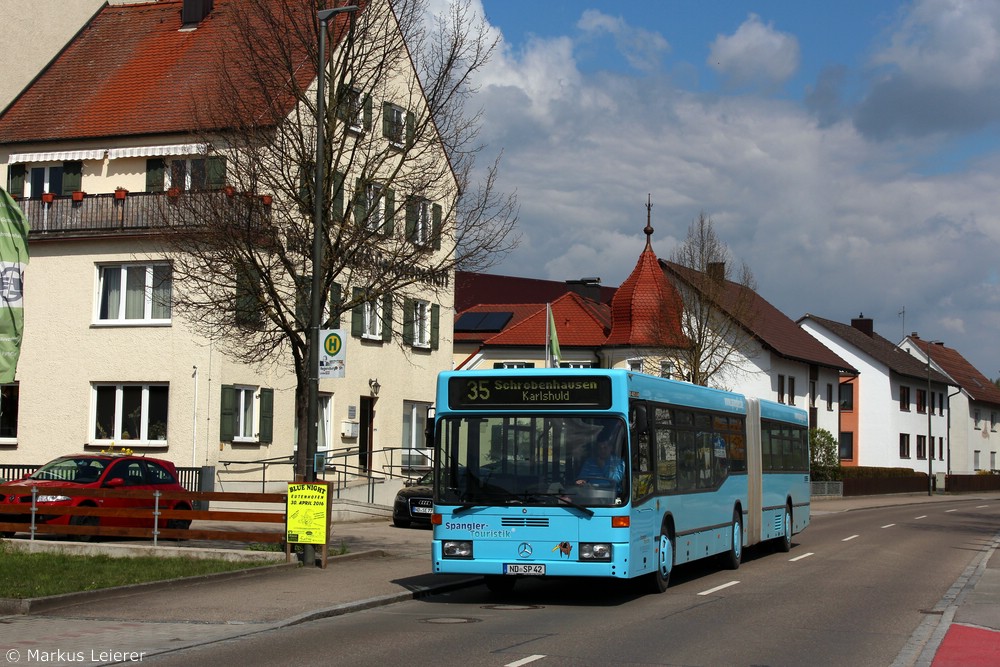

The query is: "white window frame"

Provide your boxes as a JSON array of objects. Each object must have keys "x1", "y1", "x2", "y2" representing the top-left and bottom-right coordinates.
[
  {"x1": 365, "y1": 182, "x2": 384, "y2": 232},
  {"x1": 362, "y1": 300, "x2": 383, "y2": 340},
  {"x1": 385, "y1": 104, "x2": 405, "y2": 146},
  {"x1": 344, "y1": 88, "x2": 364, "y2": 133},
  {"x1": 168, "y1": 157, "x2": 207, "y2": 191},
  {"x1": 233, "y1": 385, "x2": 257, "y2": 442},
  {"x1": 97, "y1": 263, "x2": 172, "y2": 325},
  {"x1": 28, "y1": 165, "x2": 63, "y2": 198},
  {"x1": 414, "y1": 199, "x2": 430, "y2": 245},
  {"x1": 659, "y1": 360, "x2": 674, "y2": 379},
  {"x1": 560, "y1": 361, "x2": 593, "y2": 368},
  {"x1": 627, "y1": 358, "x2": 644, "y2": 373},
  {"x1": 92, "y1": 383, "x2": 169, "y2": 445},
  {"x1": 401, "y1": 400, "x2": 431, "y2": 469},
  {"x1": 317, "y1": 393, "x2": 333, "y2": 452},
  {"x1": 0, "y1": 383, "x2": 18, "y2": 443},
  {"x1": 412, "y1": 299, "x2": 430, "y2": 348}
]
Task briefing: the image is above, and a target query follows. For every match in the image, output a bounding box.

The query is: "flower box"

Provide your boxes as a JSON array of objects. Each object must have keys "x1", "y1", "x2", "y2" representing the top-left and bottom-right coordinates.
[
  {"x1": 41, "y1": 192, "x2": 55, "y2": 204},
  {"x1": 114, "y1": 188, "x2": 128, "y2": 200},
  {"x1": 72, "y1": 191, "x2": 85, "y2": 202}
]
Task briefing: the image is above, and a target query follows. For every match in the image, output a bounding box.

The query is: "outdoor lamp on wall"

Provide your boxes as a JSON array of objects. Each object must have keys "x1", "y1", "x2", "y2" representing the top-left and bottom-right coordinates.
[{"x1": 369, "y1": 378, "x2": 381, "y2": 396}]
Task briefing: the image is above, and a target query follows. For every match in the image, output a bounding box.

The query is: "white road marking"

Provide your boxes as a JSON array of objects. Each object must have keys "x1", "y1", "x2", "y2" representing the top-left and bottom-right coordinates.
[
  {"x1": 882, "y1": 523, "x2": 896, "y2": 528},
  {"x1": 789, "y1": 552, "x2": 814, "y2": 562},
  {"x1": 698, "y1": 581, "x2": 739, "y2": 596},
  {"x1": 506, "y1": 655, "x2": 547, "y2": 667},
  {"x1": 842, "y1": 534, "x2": 859, "y2": 542},
  {"x1": 946, "y1": 509, "x2": 957, "y2": 513},
  {"x1": 915, "y1": 515, "x2": 927, "y2": 519}
]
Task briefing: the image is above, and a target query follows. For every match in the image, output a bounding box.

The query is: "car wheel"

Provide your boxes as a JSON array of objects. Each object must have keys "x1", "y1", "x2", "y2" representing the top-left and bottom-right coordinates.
[
  {"x1": 70, "y1": 513, "x2": 99, "y2": 542},
  {"x1": 166, "y1": 506, "x2": 192, "y2": 534}
]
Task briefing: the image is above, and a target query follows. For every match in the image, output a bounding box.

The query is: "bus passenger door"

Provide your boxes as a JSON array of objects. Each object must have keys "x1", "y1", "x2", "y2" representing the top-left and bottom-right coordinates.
[{"x1": 629, "y1": 401, "x2": 656, "y2": 577}]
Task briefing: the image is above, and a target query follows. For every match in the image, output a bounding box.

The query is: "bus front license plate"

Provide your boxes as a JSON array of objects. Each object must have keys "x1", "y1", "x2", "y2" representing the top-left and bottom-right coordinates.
[{"x1": 503, "y1": 563, "x2": 545, "y2": 575}]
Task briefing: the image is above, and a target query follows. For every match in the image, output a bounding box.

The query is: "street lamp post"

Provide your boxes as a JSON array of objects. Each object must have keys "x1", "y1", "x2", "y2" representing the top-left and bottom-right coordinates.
[
  {"x1": 307, "y1": 4, "x2": 358, "y2": 485},
  {"x1": 927, "y1": 352, "x2": 933, "y2": 496},
  {"x1": 925, "y1": 340, "x2": 941, "y2": 496}
]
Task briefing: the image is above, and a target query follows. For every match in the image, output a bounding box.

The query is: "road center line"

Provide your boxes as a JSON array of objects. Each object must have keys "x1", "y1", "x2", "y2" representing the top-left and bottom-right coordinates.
[
  {"x1": 789, "y1": 552, "x2": 814, "y2": 562},
  {"x1": 945, "y1": 509, "x2": 957, "y2": 513},
  {"x1": 506, "y1": 655, "x2": 546, "y2": 667},
  {"x1": 977, "y1": 505, "x2": 988, "y2": 508},
  {"x1": 882, "y1": 523, "x2": 896, "y2": 528},
  {"x1": 698, "y1": 581, "x2": 739, "y2": 596},
  {"x1": 842, "y1": 534, "x2": 859, "y2": 541},
  {"x1": 915, "y1": 515, "x2": 927, "y2": 519}
]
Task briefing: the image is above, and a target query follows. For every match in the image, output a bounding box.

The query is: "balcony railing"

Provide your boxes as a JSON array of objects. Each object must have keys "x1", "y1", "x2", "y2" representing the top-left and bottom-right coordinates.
[{"x1": 19, "y1": 190, "x2": 272, "y2": 237}]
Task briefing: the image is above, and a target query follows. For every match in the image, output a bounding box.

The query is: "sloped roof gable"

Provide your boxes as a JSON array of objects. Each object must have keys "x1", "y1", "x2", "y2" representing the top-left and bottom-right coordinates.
[
  {"x1": 910, "y1": 336, "x2": 1000, "y2": 407},
  {"x1": 665, "y1": 262, "x2": 855, "y2": 373}
]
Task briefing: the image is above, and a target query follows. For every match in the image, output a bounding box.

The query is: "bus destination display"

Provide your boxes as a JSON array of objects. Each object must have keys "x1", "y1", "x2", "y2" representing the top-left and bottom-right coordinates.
[{"x1": 448, "y1": 376, "x2": 612, "y2": 410}]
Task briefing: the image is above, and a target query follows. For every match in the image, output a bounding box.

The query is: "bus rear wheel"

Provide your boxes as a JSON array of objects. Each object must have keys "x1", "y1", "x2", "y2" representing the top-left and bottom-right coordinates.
[
  {"x1": 647, "y1": 527, "x2": 674, "y2": 593},
  {"x1": 720, "y1": 510, "x2": 742, "y2": 570},
  {"x1": 774, "y1": 505, "x2": 792, "y2": 553}
]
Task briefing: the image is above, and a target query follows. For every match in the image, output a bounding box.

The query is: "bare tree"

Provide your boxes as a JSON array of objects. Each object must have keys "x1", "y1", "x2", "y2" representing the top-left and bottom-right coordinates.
[
  {"x1": 154, "y1": 0, "x2": 518, "y2": 477},
  {"x1": 662, "y1": 213, "x2": 759, "y2": 388}
]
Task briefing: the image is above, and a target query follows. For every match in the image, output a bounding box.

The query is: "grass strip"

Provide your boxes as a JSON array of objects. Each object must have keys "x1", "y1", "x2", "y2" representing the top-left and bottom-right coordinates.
[{"x1": 0, "y1": 541, "x2": 270, "y2": 599}]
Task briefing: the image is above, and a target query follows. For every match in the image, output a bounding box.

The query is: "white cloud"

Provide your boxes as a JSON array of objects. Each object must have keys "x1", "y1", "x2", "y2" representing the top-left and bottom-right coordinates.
[
  {"x1": 707, "y1": 14, "x2": 799, "y2": 89},
  {"x1": 458, "y1": 2, "x2": 1000, "y2": 375},
  {"x1": 576, "y1": 9, "x2": 670, "y2": 72},
  {"x1": 857, "y1": 0, "x2": 1000, "y2": 138}
]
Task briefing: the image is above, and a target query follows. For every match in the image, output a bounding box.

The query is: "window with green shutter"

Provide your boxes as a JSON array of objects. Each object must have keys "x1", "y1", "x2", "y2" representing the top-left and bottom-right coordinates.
[
  {"x1": 62, "y1": 161, "x2": 82, "y2": 195},
  {"x1": 6, "y1": 165, "x2": 25, "y2": 197},
  {"x1": 325, "y1": 282, "x2": 342, "y2": 328},
  {"x1": 146, "y1": 159, "x2": 166, "y2": 192},
  {"x1": 207, "y1": 156, "x2": 227, "y2": 189}
]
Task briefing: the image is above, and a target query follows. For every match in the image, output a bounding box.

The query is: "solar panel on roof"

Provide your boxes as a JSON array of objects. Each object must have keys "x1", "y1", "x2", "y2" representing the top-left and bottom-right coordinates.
[{"x1": 454, "y1": 311, "x2": 513, "y2": 332}]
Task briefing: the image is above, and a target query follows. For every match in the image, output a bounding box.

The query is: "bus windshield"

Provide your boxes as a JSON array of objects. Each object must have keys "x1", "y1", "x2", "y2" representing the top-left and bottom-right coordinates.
[{"x1": 436, "y1": 414, "x2": 628, "y2": 508}]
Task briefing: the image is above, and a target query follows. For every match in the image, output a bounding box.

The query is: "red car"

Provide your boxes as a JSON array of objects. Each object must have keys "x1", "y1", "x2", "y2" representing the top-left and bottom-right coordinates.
[{"x1": 0, "y1": 453, "x2": 193, "y2": 539}]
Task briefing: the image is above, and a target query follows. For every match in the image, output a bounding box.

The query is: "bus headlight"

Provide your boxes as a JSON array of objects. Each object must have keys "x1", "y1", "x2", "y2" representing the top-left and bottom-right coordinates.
[
  {"x1": 579, "y1": 543, "x2": 612, "y2": 561},
  {"x1": 442, "y1": 540, "x2": 473, "y2": 558}
]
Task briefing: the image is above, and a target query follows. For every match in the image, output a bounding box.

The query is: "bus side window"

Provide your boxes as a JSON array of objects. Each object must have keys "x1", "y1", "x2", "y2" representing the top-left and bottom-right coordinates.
[{"x1": 631, "y1": 402, "x2": 653, "y2": 501}]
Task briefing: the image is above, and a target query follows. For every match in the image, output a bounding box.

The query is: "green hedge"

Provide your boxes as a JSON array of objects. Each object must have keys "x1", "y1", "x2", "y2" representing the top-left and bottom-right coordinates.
[{"x1": 839, "y1": 466, "x2": 927, "y2": 480}]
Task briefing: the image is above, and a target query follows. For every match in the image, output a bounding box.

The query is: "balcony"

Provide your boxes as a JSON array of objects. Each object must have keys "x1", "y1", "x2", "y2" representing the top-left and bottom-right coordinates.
[{"x1": 20, "y1": 190, "x2": 272, "y2": 238}]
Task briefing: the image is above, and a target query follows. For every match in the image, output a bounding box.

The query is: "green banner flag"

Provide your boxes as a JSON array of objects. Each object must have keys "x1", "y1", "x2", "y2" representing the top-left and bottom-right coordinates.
[{"x1": 0, "y1": 188, "x2": 29, "y2": 383}]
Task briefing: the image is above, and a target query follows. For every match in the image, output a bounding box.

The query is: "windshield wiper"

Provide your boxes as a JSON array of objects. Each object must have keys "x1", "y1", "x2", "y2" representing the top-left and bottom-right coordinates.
[{"x1": 530, "y1": 492, "x2": 595, "y2": 517}]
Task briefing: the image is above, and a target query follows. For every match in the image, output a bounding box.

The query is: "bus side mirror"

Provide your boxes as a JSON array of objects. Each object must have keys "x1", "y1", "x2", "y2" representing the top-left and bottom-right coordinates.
[
  {"x1": 424, "y1": 406, "x2": 436, "y2": 450},
  {"x1": 630, "y1": 404, "x2": 647, "y2": 434}
]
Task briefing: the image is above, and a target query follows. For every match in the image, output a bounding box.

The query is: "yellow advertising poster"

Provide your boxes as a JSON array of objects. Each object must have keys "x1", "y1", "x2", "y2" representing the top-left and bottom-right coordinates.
[{"x1": 286, "y1": 482, "x2": 329, "y2": 544}]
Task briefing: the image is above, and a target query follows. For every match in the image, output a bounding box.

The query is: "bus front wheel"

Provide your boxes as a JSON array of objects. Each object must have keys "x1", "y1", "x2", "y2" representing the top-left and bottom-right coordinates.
[
  {"x1": 721, "y1": 510, "x2": 742, "y2": 570},
  {"x1": 647, "y1": 527, "x2": 674, "y2": 593}
]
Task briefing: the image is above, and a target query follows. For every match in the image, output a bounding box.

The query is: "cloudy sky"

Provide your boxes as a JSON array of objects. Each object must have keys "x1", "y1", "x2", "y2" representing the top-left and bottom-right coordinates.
[{"x1": 429, "y1": 0, "x2": 1000, "y2": 378}]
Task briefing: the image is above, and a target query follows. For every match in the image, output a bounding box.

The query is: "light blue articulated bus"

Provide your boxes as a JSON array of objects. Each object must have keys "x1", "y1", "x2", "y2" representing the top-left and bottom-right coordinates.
[{"x1": 429, "y1": 368, "x2": 810, "y2": 594}]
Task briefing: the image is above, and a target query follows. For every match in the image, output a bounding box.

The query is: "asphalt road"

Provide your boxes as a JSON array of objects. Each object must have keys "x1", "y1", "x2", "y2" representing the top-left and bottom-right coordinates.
[{"x1": 141, "y1": 497, "x2": 997, "y2": 667}]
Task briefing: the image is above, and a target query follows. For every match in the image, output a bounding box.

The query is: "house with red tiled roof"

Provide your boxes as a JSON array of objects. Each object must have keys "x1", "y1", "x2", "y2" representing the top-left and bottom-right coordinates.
[
  {"x1": 454, "y1": 219, "x2": 693, "y2": 372},
  {"x1": 799, "y1": 314, "x2": 953, "y2": 475},
  {"x1": 662, "y1": 262, "x2": 854, "y2": 436},
  {"x1": 901, "y1": 334, "x2": 1000, "y2": 474},
  {"x1": 0, "y1": 0, "x2": 459, "y2": 497}
]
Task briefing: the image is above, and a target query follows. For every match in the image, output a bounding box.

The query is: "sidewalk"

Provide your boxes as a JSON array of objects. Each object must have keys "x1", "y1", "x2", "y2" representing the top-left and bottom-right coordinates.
[{"x1": 0, "y1": 493, "x2": 997, "y2": 666}]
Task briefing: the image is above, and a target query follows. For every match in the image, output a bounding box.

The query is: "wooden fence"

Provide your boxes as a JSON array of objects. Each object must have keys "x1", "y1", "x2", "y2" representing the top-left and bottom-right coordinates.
[{"x1": 0, "y1": 484, "x2": 293, "y2": 556}]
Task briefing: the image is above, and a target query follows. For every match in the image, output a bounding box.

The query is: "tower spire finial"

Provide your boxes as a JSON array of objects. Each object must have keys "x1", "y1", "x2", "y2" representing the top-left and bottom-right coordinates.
[{"x1": 644, "y1": 194, "x2": 654, "y2": 248}]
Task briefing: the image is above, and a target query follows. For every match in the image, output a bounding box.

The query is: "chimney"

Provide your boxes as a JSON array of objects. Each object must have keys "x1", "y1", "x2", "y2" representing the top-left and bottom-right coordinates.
[
  {"x1": 707, "y1": 262, "x2": 725, "y2": 283},
  {"x1": 566, "y1": 277, "x2": 602, "y2": 302},
  {"x1": 182, "y1": 0, "x2": 214, "y2": 27},
  {"x1": 851, "y1": 313, "x2": 873, "y2": 337}
]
